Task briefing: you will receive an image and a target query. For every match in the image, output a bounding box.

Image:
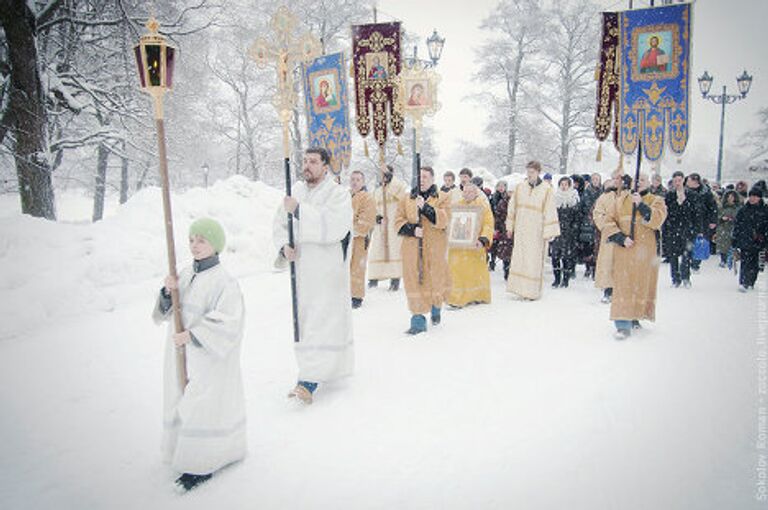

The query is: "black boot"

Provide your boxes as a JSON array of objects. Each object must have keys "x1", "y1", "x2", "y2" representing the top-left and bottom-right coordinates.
[
  {"x1": 389, "y1": 278, "x2": 400, "y2": 291},
  {"x1": 503, "y1": 261, "x2": 510, "y2": 281},
  {"x1": 552, "y1": 270, "x2": 561, "y2": 288},
  {"x1": 368, "y1": 279, "x2": 378, "y2": 288},
  {"x1": 175, "y1": 473, "x2": 212, "y2": 492},
  {"x1": 351, "y1": 297, "x2": 363, "y2": 309},
  {"x1": 561, "y1": 272, "x2": 570, "y2": 288}
]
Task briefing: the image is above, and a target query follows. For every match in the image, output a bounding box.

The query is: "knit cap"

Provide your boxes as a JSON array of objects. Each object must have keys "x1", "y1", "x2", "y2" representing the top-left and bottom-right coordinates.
[{"x1": 189, "y1": 218, "x2": 226, "y2": 253}]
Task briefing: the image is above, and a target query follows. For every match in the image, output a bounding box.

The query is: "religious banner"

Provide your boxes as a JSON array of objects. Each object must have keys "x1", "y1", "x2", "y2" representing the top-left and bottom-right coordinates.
[
  {"x1": 397, "y1": 62, "x2": 441, "y2": 149},
  {"x1": 351, "y1": 22, "x2": 405, "y2": 154},
  {"x1": 594, "y1": 11, "x2": 620, "y2": 146},
  {"x1": 303, "y1": 52, "x2": 351, "y2": 176},
  {"x1": 617, "y1": 3, "x2": 691, "y2": 161}
]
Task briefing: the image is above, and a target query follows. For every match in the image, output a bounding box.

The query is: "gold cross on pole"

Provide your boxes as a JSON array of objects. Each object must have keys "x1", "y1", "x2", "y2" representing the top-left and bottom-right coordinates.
[{"x1": 249, "y1": 7, "x2": 321, "y2": 158}]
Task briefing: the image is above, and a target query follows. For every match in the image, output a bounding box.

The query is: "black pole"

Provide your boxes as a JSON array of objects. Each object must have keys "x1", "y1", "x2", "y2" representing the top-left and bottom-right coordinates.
[
  {"x1": 285, "y1": 157, "x2": 300, "y2": 343},
  {"x1": 629, "y1": 137, "x2": 642, "y2": 240},
  {"x1": 415, "y1": 151, "x2": 424, "y2": 284}
]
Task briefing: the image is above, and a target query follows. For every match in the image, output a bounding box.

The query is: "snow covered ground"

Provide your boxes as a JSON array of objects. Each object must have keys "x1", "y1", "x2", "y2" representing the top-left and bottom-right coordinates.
[{"x1": 0, "y1": 178, "x2": 764, "y2": 509}]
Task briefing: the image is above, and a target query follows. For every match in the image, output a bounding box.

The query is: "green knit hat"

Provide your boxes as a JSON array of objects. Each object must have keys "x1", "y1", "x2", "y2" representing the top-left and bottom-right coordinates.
[{"x1": 189, "y1": 218, "x2": 226, "y2": 254}]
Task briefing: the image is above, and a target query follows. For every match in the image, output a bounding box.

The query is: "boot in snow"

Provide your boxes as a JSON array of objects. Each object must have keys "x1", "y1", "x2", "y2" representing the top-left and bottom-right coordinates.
[
  {"x1": 406, "y1": 314, "x2": 427, "y2": 335},
  {"x1": 175, "y1": 473, "x2": 212, "y2": 492},
  {"x1": 431, "y1": 306, "x2": 441, "y2": 326},
  {"x1": 389, "y1": 278, "x2": 400, "y2": 292}
]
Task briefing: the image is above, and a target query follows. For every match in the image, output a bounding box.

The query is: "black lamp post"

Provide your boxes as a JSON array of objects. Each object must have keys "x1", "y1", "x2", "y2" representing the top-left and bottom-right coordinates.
[{"x1": 697, "y1": 69, "x2": 753, "y2": 184}]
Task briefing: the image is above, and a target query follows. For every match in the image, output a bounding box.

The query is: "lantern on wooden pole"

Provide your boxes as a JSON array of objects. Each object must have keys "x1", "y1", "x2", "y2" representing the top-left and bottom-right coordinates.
[{"x1": 134, "y1": 17, "x2": 187, "y2": 391}]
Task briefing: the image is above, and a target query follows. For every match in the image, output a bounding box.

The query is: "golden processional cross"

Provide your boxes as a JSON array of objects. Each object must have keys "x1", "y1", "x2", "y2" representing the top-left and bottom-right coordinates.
[{"x1": 249, "y1": 8, "x2": 320, "y2": 344}]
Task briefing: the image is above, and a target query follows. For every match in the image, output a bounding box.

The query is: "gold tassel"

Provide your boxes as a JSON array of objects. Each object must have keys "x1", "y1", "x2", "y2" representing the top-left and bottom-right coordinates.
[
  {"x1": 364, "y1": 140, "x2": 369, "y2": 158},
  {"x1": 596, "y1": 143, "x2": 603, "y2": 162},
  {"x1": 397, "y1": 139, "x2": 404, "y2": 155}
]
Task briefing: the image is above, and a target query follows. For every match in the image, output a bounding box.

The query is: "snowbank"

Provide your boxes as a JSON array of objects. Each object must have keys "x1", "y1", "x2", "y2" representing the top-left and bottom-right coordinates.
[{"x1": 0, "y1": 176, "x2": 282, "y2": 340}]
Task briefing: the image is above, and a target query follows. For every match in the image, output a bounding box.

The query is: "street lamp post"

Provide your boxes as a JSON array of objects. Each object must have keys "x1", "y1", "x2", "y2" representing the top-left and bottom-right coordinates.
[
  {"x1": 201, "y1": 162, "x2": 209, "y2": 188},
  {"x1": 697, "y1": 69, "x2": 753, "y2": 184},
  {"x1": 404, "y1": 29, "x2": 445, "y2": 188}
]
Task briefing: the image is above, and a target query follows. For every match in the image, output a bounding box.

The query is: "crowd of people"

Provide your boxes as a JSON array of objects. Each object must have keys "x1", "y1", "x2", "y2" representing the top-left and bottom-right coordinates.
[{"x1": 151, "y1": 146, "x2": 768, "y2": 491}]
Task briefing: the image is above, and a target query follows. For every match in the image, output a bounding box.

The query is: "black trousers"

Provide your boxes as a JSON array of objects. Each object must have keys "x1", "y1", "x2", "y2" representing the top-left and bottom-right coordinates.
[
  {"x1": 669, "y1": 251, "x2": 691, "y2": 284},
  {"x1": 740, "y1": 249, "x2": 762, "y2": 287}
]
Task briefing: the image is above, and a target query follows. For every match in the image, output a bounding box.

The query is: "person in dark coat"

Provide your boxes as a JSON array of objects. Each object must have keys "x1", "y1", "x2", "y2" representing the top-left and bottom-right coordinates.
[
  {"x1": 577, "y1": 173, "x2": 602, "y2": 279},
  {"x1": 685, "y1": 172, "x2": 718, "y2": 271},
  {"x1": 489, "y1": 180, "x2": 508, "y2": 271},
  {"x1": 716, "y1": 190, "x2": 741, "y2": 269},
  {"x1": 663, "y1": 171, "x2": 698, "y2": 288},
  {"x1": 491, "y1": 184, "x2": 514, "y2": 279},
  {"x1": 733, "y1": 187, "x2": 768, "y2": 291},
  {"x1": 550, "y1": 177, "x2": 581, "y2": 288}
]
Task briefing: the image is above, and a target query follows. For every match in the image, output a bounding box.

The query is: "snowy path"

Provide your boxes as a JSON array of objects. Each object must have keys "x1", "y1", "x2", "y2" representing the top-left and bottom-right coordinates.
[{"x1": 0, "y1": 260, "x2": 762, "y2": 509}]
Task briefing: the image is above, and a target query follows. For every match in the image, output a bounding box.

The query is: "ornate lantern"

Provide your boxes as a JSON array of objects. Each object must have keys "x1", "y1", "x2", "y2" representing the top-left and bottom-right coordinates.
[{"x1": 134, "y1": 17, "x2": 176, "y2": 117}]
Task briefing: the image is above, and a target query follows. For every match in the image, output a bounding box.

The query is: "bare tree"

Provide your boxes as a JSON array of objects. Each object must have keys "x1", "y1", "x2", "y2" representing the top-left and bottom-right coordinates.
[
  {"x1": 527, "y1": 0, "x2": 599, "y2": 174},
  {"x1": 473, "y1": 0, "x2": 547, "y2": 174}
]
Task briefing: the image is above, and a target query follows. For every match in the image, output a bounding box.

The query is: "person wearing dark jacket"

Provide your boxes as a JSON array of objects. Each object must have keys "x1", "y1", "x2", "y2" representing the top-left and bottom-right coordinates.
[
  {"x1": 578, "y1": 174, "x2": 602, "y2": 279},
  {"x1": 733, "y1": 187, "x2": 768, "y2": 291},
  {"x1": 716, "y1": 190, "x2": 741, "y2": 269},
  {"x1": 685, "y1": 172, "x2": 718, "y2": 271},
  {"x1": 492, "y1": 185, "x2": 514, "y2": 280},
  {"x1": 663, "y1": 171, "x2": 698, "y2": 288},
  {"x1": 550, "y1": 177, "x2": 581, "y2": 288}
]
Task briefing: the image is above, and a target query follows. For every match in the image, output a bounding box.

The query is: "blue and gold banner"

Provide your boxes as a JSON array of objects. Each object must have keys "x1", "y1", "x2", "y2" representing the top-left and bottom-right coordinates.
[
  {"x1": 618, "y1": 3, "x2": 691, "y2": 161},
  {"x1": 303, "y1": 52, "x2": 351, "y2": 175}
]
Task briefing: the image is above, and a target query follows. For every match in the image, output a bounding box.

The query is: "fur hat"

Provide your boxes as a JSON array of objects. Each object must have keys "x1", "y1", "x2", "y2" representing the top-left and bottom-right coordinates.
[
  {"x1": 749, "y1": 187, "x2": 764, "y2": 199},
  {"x1": 189, "y1": 218, "x2": 226, "y2": 253}
]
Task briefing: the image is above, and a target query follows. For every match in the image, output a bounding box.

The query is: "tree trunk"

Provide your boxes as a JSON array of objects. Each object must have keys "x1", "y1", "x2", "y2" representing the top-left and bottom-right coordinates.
[
  {"x1": 92, "y1": 142, "x2": 109, "y2": 221},
  {"x1": 505, "y1": 39, "x2": 525, "y2": 175},
  {"x1": 119, "y1": 141, "x2": 129, "y2": 204},
  {"x1": 0, "y1": 0, "x2": 56, "y2": 220}
]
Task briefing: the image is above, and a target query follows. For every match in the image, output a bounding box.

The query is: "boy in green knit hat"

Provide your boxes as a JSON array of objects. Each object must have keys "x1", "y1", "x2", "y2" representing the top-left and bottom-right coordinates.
[{"x1": 153, "y1": 217, "x2": 247, "y2": 492}]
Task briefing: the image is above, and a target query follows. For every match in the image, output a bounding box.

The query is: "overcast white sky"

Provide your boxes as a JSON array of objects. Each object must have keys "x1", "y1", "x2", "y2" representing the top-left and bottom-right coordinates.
[{"x1": 376, "y1": 0, "x2": 767, "y2": 180}]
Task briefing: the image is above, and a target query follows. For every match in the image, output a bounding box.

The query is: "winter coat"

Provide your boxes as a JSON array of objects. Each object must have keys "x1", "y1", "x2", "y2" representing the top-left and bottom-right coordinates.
[
  {"x1": 153, "y1": 257, "x2": 246, "y2": 475},
  {"x1": 733, "y1": 200, "x2": 768, "y2": 252},
  {"x1": 273, "y1": 174, "x2": 354, "y2": 382},
  {"x1": 492, "y1": 192, "x2": 514, "y2": 261},
  {"x1": 687, "y1": 184, "x2": 718, "y2": 235},
  {"x1": 447, "y1": 194, "x2": 494, "y2": 307},
  {"x1": 550, "y1": 189, "x2": 581, "y2": 259},
  {"x1": 603, "y1": 191, "x2": 667, "y2": 321},
  {"x1": 350, "y1": 189, "x2": 377, "y2": 299},
  {"x1": 505, "y1": 178, "x2": 560, "y2": 300},
  {"x1": 715, "y1": 196, "x2": 740, "y2": 254},
  {"x1": 578, "y1": 186, "x2": 601, "y2": 245},
  {"x1": 395, "y1": 185, "x2": 451, "y2": 315},
  {"x1": 662, "y1": 189, "x2": 698, "y2": 257}
]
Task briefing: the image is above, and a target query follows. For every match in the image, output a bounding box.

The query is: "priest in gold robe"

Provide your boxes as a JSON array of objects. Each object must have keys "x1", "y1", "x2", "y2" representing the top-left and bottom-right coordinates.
[
  {"x1": 447, "y1": 180, "x2": 494, "y2": 308},
  {"x1": 601, "y1": 173, "x2": 667, "y2": 339},
  {"x1": 349, "y1": 170, "x2": 377, "y2": 308},
  {"x1": 367, "y1": 165, "x2": 409, "y2": 291},
  {"x1": 505, "y1": 161, "x2": 560, "y2": 300}
]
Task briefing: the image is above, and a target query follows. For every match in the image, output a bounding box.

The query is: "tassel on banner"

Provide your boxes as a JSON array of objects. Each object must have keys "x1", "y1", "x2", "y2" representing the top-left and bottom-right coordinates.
[
  {"x1": 397, "y1": 139, "x2": 404, "y2": 156},
  {"x1": 364, "y1": 140, "x2": 369, "y2": 158},
  {"x1": 596, "y1": 142, "x2": 603, "y2": 162}
]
